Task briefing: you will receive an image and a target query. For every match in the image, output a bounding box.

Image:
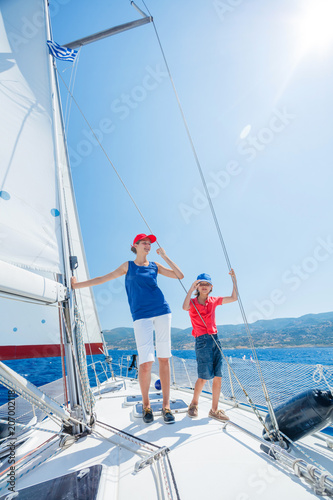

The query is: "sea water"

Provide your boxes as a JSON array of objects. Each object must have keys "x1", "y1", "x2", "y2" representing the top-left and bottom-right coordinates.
[{"x1": 0, "y1": 347, "x2": 332, "y2": 406}]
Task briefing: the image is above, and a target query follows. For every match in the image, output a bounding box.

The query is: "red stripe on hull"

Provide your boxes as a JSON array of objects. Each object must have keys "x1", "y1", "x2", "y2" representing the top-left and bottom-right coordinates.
[{"x1": 0, "y1": 343, "x2": 104, "y2": 361}]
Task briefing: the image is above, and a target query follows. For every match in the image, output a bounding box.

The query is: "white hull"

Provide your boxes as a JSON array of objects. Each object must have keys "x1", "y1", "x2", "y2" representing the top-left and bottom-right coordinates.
[{"x1": 1, "y1": 368, "x2": 332, "y2": 499}]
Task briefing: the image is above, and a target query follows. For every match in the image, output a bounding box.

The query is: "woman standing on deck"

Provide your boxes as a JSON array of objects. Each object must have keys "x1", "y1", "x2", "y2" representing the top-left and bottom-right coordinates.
[{"x1": 71, "y1": 233, "x2": 184, "y2": 424}]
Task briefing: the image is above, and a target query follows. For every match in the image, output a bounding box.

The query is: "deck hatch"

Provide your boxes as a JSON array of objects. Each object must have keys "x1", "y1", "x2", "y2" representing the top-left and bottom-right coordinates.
[
  {"x1": 133, "y1": 399, "x2": 188, "y2": 417},
  {"x1": 125, "y1": 392, "x2": 163, "y2": 405}
]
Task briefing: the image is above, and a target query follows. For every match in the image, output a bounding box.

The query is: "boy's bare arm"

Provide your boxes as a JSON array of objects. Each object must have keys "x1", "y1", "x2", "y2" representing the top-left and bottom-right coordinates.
[
  {"x1": 222, "y1": 269, "x2": 238, "y2": 304},
  {"x1": 183, "y1": 280, "x2": 200, "y2": 310}
]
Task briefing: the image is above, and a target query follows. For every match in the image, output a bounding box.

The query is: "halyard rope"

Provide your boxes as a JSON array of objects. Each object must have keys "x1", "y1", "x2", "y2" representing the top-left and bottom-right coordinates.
[
  {"x1": 58, "y1": 305, "x2": 69, "y2": 408},
  {"x1": 73, "y1": 305, "x2": 96, "y2": 412},
  {"x1": 0, "y1": 373, "x2": 63, "y2": 426},
  {"x1": 0, "y1": 418, "x2": 67, "y2": 437},
  {"x1": 95, "y1": 420, "x2": 180, "y2": 498},
  {"x1": 96, "y1": 420, "x2": 158, "y2": 451},
  {"x1": 60, "y1": 306, "x2": 95, "y2": 414},
  {"x1": 0, "y1": 434, "x2": 60, "y2": 489},
  {"x1": 159, "y1": 456, "x2": 173, "y2": 500}
]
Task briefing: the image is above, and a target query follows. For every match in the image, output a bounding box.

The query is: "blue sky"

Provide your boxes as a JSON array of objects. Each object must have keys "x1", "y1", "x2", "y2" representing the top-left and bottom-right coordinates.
[{"x1": 52, "y1": 0, "x2": 333, "y2": 330}]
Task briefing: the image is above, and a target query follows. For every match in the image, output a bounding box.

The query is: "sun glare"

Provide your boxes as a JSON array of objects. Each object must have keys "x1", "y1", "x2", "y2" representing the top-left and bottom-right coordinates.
[
  {"x1": 295, "y1": 0, "x2": 333, "y2": 57},
  {"x1": 239, "y1": 125, "x2": 251, "y2": 140}
]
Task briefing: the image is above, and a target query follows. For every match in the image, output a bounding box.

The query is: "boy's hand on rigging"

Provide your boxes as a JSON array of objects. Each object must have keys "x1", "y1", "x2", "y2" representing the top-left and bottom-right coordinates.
[
  {"x1": 190, "y1": 280, "x2": 201, "y2": 292},
  {"x1": 229, "y1": 268, "x2": 236, "y2": 280}
]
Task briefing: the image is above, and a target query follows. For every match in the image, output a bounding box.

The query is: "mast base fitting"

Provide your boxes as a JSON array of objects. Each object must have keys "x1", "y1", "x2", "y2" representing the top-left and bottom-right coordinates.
[
  {"x1": 134, "y1": 446, "x2": 170, "y2": 473},
  {"x1": 59, "y1": 434, "x2": 76, "y2": 449},
  {"x1": 263, "y1": 431, "x2": 289, "y2": 450},
  {"x1": 62, "y1": 422, "x2": 74, "y2": 435},
  {"x1": 89, "y1": 412, "x2": 97, "y2": 427},
  {"x1": 260, "y1": 443, "x2": 278, "y2": 459},
  {"x1": 71, "y1": 405, "x2": 84, "y2": 422}
]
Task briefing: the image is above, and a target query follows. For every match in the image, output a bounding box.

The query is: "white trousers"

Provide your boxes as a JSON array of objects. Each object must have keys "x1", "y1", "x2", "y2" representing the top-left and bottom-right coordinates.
[{"x1": 133, "y1": 313, "x2": 172, "y2": 365}]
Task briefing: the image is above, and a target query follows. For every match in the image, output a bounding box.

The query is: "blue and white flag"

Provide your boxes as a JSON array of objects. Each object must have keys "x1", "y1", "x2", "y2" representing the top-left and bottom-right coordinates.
[{"x1": 47, "y1": 40, "x2": 78, "y2": 62}]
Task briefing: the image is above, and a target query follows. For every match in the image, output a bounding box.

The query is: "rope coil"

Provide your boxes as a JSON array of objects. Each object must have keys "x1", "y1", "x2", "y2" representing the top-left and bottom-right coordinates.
[
  {"x1": 313, "y1": 364, "x2": 333, "y2": 396},
  {"x1": 60, "y1": 306, "x2": 95, "y2": 414}
]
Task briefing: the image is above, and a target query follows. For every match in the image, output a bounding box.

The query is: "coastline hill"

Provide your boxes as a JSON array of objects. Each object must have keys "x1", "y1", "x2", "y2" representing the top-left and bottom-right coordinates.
[{"x1": 103, "y1": 312, "x2": 333, "y2": 350}]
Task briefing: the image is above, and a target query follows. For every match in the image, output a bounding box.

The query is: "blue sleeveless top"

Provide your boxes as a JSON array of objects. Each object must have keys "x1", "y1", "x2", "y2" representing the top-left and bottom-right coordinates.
[{"x1": 125, "y1": 261, "x2": 171, "y2": 321}]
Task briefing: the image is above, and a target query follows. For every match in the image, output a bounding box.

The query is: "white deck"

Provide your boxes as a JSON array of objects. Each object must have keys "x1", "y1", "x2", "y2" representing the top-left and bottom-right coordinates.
[{"x1": 3, "y1": 377, "x2": 332, "y2": 499}]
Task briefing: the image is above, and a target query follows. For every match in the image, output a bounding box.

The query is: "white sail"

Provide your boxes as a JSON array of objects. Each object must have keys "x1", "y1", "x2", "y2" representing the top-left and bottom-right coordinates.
[
  {"x1": 0, "y1": 0, "x2": 63, "y2": 273},
  {"x1": 0, "y1": 0, "x2": 103, "y2": 358}
]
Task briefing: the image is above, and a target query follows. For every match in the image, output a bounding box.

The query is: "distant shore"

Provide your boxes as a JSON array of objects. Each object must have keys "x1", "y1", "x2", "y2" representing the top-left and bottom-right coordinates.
[
  {"x1": 103, "y1": 311, "x2": 333, "y2": 350},
  {"x1": 107, "y1": 343, "x2": 331, "y2": 350}
]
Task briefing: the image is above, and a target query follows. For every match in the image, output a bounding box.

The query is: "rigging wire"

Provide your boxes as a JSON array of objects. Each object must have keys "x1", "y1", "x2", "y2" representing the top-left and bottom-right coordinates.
[
  {"x1": 0, "y1": 434, "x2": 59, "y2": 486},
  {"x1": 55, "y1": 60, "x2": 275, "y2": 438},
  {"x1": 58, "y1": 305, "x2": 69, "y2": 408},
  {"x1": 96, "y1": 420, "x2": 181, "y2": 499},
  {"x1": 64, "y1": 47, "x2": 82, "y2": 134},
  {"x1": 55, "y1": 11, "x2": 278, "y2": 433},
  {"x1": 56, "y1": 68, "x2": 154, "y2": 236},
  {"x1": 55, "y1": 67, "x2": 187, "y2": 295},
  {"x1": 187, "y1": 293, "x2": 271, "y2": 433},
  {"x1": 140, "y1": 0, "x2": 280, "y2": 436},
  {"x1": 55, "y1": 45, "x2": 276, "y2": 434}
]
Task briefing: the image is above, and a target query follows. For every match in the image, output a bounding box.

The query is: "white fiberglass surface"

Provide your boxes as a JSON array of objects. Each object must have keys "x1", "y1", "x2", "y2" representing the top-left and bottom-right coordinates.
[{"x1": 9, "y1": 381, "x2": 327, "y2": 499}]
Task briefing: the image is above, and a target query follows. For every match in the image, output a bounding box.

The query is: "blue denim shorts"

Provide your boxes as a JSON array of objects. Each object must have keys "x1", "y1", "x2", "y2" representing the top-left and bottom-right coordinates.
[{"x1": 195, "y1": 334, "x2": 222, "y2": 380}]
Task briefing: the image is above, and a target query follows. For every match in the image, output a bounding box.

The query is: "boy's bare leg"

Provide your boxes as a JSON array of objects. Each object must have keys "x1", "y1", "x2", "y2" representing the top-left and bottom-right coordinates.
[
  {"x1": 158, "y1": 357, "x2": 171, "y2": 408},
  {"x1": 190, "y1": 378, "x2": 207, "y2": 405},
  {"x1": 139, "y1": 361, "x2": 153, "y2": 408},
  {"x1": 211, "y1": 376, "x2": 222, "y2": 412}
]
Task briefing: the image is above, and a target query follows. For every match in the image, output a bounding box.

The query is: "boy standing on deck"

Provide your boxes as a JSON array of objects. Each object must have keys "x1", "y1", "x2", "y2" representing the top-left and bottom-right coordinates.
[{"x1": 182, "y1": 270, "x2": 238, "y2": 421}]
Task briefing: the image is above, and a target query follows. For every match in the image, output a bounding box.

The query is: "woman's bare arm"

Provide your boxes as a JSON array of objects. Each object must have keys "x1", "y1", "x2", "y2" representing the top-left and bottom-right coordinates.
[
  {"x1": 71, "y1": 262, "x2": 128, "y2": 289},
  {"x1": 155, "y1": 248, "x2": 184, "y2": 279}
]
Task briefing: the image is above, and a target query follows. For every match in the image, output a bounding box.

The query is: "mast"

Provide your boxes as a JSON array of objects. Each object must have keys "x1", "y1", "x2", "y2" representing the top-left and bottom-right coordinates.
[
  {"x1": 43, "y1": 1, "x2": 154, "y2": 431},
  {"x1": 0, "y1": 0, "x2": 155, "y2": 432},
  {"x1": 44, "y1": 0, "x2": 89, "y2": 431}
]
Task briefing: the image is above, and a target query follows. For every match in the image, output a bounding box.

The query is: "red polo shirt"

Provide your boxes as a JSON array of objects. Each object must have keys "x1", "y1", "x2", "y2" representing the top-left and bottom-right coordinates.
[{"x1": 189, "y1": 296, "x2": 223, "y2": 337}]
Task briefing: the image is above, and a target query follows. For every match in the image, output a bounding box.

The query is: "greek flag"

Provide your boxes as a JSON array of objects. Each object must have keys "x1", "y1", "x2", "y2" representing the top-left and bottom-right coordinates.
[{"x1": 47, "y1": 40, "x2": 78, "y2": 62}]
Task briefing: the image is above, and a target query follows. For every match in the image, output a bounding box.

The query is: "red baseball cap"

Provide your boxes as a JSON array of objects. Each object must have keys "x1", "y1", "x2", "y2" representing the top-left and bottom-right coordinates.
[{"x1": 132, "y1": 233, "x2": 157, "y2": 245}]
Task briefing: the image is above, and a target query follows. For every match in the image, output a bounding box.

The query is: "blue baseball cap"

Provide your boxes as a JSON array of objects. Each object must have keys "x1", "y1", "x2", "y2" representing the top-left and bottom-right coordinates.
[{"x1": 196, "y1": 273, "x2": 212, "y2": 284}]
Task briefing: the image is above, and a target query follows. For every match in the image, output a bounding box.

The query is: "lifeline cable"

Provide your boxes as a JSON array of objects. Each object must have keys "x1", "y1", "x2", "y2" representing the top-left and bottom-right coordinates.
[{"x1": 96, "y1": 420, "x2": 181, "y2": 499}]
